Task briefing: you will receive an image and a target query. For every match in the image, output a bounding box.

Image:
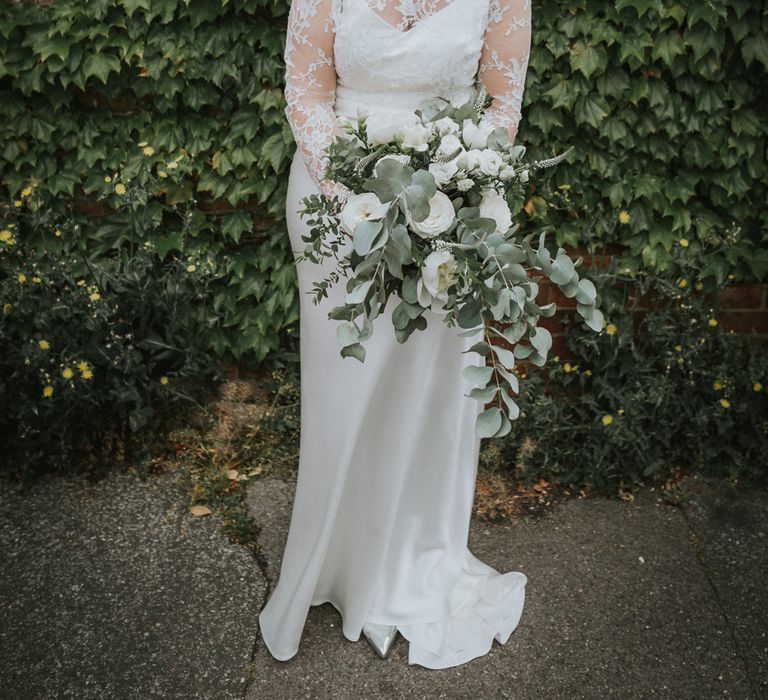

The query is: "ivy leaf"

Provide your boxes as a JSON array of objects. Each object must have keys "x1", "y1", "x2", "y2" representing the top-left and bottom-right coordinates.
[
  {"x1": 569, "y1": 41, "x2": 607, "y2": 79},
  {"x1": 82, "y1": 52, "x2": 121, "y2": 85}
]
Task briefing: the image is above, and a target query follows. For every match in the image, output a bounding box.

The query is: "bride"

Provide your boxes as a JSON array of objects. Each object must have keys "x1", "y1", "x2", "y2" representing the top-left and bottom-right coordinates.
[{"x1": 258, "y1": 0, "x2": 532, "y2": 670}]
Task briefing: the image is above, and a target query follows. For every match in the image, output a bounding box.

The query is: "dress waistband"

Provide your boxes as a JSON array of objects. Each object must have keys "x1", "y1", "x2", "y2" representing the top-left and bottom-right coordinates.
[{"x1": 333, "y1": 83, "x2": 473, "y2": 119}]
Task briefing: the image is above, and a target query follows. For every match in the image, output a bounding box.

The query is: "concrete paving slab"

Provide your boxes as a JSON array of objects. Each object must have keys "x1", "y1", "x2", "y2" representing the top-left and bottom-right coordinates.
[
  {"x1": 245, "y1": 477, "x2": 754, "y2": 699},
  {"x1": 0, "y1": 469, "x2": 266, "y2": 700},
  {"x1": 680, "y1": 477, "x2": 768, "y2": 698}
]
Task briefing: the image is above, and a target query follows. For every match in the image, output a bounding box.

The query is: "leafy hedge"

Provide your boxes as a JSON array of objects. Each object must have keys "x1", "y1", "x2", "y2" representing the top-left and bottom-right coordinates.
[
  {"x1": 523, "y1": 0, "x2": 768, "y2": 283},
  {"x1": 1, "y1": 0, "x2": 766, "y2": 369}
]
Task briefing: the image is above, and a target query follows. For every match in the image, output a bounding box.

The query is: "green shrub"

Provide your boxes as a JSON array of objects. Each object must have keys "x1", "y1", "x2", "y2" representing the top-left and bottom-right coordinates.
[
  {"x1": 486, "y1": 241, "x2": 768, "y2": 491},
  {"x1": 0, "y1": 164, "x2": 224, "y2": 478}
]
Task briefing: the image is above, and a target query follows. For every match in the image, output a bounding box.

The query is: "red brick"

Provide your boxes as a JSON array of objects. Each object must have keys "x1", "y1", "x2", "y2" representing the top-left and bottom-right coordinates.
[
  {"x1": 719, "y1": 284, "x2": 766, "y2": 310},
  {"x1": 547, "y1": 284, "x2": 578, "y2": 309},
  {"x1": 718, "y1": 311, "x2": 768, "y2": 334}
]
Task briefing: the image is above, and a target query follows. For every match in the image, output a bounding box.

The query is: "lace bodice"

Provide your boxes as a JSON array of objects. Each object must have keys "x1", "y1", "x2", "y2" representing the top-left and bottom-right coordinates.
[{"x1": 283, "y1": 0, "x2": 532, "y2": 200}]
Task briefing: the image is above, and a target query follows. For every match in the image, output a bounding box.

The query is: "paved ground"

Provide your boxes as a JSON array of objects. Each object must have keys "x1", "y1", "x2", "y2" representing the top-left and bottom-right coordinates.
[{"x1": 0, "y1": 470, "x2": 765, "y2": 700}]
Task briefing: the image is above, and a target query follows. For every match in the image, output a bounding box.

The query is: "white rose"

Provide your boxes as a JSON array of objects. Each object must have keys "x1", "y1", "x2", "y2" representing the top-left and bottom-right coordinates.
[
  {"x1": 477, "y1": 149, "x2": 503, "y2": 177},
  {"x1": 417, "y1": 249, "x2": 460, "y2": 312},
  {"x1": 432, "y1": 116, "x2": 460, "y2": 136},
  {"x1": 478, "y1": 187, "x2": 513, "y2": 235},
  {"x1": 374, "y1": 153, "x2": 411, "y2": 176},
  {"x1": 428, "y1": 159, "x2": 459, "y2": 187},
  {"x1": 435, "y1": 134, "x2": 463, "y2": 160},
  {"x1": 398, "y1": 122, "x2": 433, "y2": 151},
  {"x1": 455, "y1": 148, "x2": 483, "y2": 172},
  {"x1": 519, "y1": 168, "x2": 530, "y2": 183},
  {"x1": 339, "y1": 192, "x2": 390, "y2": 236},
  {"x1": 462, "y1": 118, "x2": 495, "y2": 149},
  {"x1": 406, "y1": 190, "x2": 456, "y2": 238}
]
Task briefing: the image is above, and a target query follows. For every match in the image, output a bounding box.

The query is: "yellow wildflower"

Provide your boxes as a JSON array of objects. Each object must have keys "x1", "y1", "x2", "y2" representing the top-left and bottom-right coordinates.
[
  {"x1": 553, "y1": 355, "x2": 560, "y2": 362},
  {"x1": 618, "y1": 210, "x2": 630, "y2": 224},
  {"x1": 81, "y1": 368, "x2": 93, "y2": 380},
  {"x1": 679, "y1": 238, "x2": 689, "y2": 247},
  {"x1": 77, "y1": 279, "x2": 86, "y2": 286},
  {"x1": 77, "y1": 360, "x2": 89, "y2": 372},
  {"x1": 605, "y1": 323, "x2": 617, "y2": 335},
  {"x1": 713, "y1": 380, "x2": 722, "y2": 391},
  {"x1": 186, "y1": 264, "x2": 196, "y2": 273},
  {"x1": 708, "y1": 318, "x2": 718, "y2": 327},
  {"x1": 0, "y1": 230, "x2": 11, "y2": 242},
  {"x1": 719, "y1": 398, "x2": 730, "y2": 409},
  {"x1": 42, "y1": 385, "x2": 54, "y2": 398},
  {"x1": 13, "y1": 199, "x2": 22, "y2": 207},
  {"x1": 62, "y1": 367, "x2": 74, "y2": 379},
  {"x1": 754, "y1": 382, "x2": 763, "y2": 392},
  {"x1": 104, "y1": 175, "x2": 112, "y2": 183},
  {"x1": 158, "y1": 170, "x2": 168, "y2": 178},
  {"x1": 38, "y1": 339, "x2": 49, "y2": 350},
  {"x1": 674, "y1": 344, "x2": 682, "y2": 352},
  {"x1": 32, "y1": 276, "x2": 41, "y2": 283},
  {"x1": 3, "y1": 303, "x2": 11, "y2": 314},
  {"x1": 160, "y1": 375, "x2": 169, "y2": 385},
  {"x1": 115, "y1": 183, "x2": 126, "y2": 195},
  {"x1": 89, "y1": 291, "x2": 101, "y2": 302},
  {"x1": 584, "y1": 369, "x2": 592, "y2": 376},
  {"x1": 694, "y1": 281, "x2": 703, "y2": 290},
  {"x1": 54, "y1": 228, "x2": 62, "y2": 237},
  {"x1": 677, "y1": 278, "x2": 688, "y2": 288},
  {"x1": 602, "y1": 414, "x2": 613, "y2": 426},
  {"x1": 21, "y1": 186, "x2": 33, "y2": 197},
  {"x1": 166, "y1": 161, "x2": 179, "y2": 170},
  {"x1": 142, "y1": 145, "x2": 155, "y2": 156},
  {"x1": 617, "y1": 408, "x2": 625, "y2": 415},
  {"x1": 17, "y1": 273, "x2": 26, "y2": 283}
]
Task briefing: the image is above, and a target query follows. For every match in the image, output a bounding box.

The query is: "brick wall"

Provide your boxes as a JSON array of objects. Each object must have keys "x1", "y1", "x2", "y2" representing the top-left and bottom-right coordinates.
[{"x1": 530, "y1": 245, "x2": 768, "y2": 363}]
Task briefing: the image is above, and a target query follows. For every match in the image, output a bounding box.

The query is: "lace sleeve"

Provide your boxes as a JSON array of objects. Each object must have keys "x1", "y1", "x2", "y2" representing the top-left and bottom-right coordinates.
[
  {"x1": 284, "y1": 0, "x2": 351, "y2": 202},
  {"x1": 478, "y1": 0, "x2": 533, "y2": 145}
]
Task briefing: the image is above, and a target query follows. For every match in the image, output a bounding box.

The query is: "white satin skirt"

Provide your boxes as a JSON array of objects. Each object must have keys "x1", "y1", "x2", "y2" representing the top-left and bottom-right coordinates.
[{"x1": 257, "y1": 149, "x2": 527, "y2": 669}]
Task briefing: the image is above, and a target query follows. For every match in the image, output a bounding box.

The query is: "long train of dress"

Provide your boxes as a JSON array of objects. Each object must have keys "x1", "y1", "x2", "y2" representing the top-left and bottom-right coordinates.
[{"x1": 257, "y1": 146, "x2": 527, "y2": 669}]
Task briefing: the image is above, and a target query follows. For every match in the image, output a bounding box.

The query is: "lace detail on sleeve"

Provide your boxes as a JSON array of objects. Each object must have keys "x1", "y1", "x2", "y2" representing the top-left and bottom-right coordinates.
[
  {"x1": 478, "y1": 0, "x2": 532, "y2": 144},
  {"x1": 284, "y1": 0, "x2": 351, "y2": 202}
]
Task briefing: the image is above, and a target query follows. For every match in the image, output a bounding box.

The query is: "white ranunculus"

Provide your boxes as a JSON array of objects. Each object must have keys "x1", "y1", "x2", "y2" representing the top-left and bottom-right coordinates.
[
  {"x1": 366, "y1": 111, "x2": 420, "y2": 146},
  {"x1": 339, "y1": 192, "x2": 390, "y2": 236},
  {"x1": 499, "y1": 165, "x2": 517, "y2": 181},
  {"x1": 406, "y1": 190, "x2": 456, "y2": 238},
  {"x1": 477, "y1": 148, "x2": 503, "y2": 177},
  {"x1": 462, "y1": 118, "x2": 495, "y2": 149},
  {"x1": 374, "y1": 153, "x2": 411, "y2": 176},
  {"x1": 478, "y1": 187, "x2": 513, "y2": 235},
  {"x1": 519, "y1": 168, "x2": 530, "y2": 183},
  {"x1": 398, "y1": 122, "x2": 433, "y2": 151},
  {"x1": 417, "y1": 249, "x2": 460, "y2": 312},
  {"x1": 456, "y1": 177, "x2": 474, "y2": 192},
  {"x1": 455, "y1": 148, "x2": 483, "y2": 172},
  {"x1": 428, "y1": 159, "x2": 459, "y2": 187},
  {"x1": 435, "y1": 134, "x2": 463, "y2": 160},
  {"x1": 432, "y1": 116, "x2": 460, "y2": 136}
]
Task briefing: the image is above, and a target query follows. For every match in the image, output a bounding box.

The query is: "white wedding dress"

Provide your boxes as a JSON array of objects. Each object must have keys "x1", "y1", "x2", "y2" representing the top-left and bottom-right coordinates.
[{"x1": 258, "y1": 0, "x2": 532, "y2": 670}]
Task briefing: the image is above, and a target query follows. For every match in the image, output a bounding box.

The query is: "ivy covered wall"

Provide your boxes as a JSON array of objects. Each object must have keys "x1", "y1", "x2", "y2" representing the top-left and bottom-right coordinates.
[{"x1": 1, "y1": 0, "x2": 766, "y2": 367}]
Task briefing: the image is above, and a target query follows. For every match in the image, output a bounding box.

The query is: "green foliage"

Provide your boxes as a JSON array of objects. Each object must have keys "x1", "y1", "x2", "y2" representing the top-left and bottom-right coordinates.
[
  {"x1": 485, "y1": 253, "x2": 768, "y2": 492},
  {"x1": 0, "y1": 169, "x2": 226, "y2": 477},
  {"x1": 520, "y1": 0, "x2": 768, "y2": 282},
  {"x1": 0, "y1": 0, "x2": 298, "y2": 369}
]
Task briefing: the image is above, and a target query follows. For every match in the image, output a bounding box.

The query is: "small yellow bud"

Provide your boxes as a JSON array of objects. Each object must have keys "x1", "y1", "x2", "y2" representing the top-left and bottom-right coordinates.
[
  {"x1": 186, "y1": 264, "x2": 196, "y2": 273},
  {"x1": 605, "y1": 323, "x2": 617, "y2": 335},
  {"x1": 38, "y1": 339, "x2": 49, "y2": 350},
  {"x1": 677, "y1": 278, "x2": 688, "y2": 288},
  {"x1": 602, "y1": 414, "x2": 613, "y2": 426},
  {"x1": 719, "y1": 398, "x2": 730, "y2": 409},
  {"x1": 104, "y1": 175, "x2": 112, "y2": 183},
  {"x1": 754, "y1": 382, "x2": 763, "y2": 392},
  {"x1": 708, "y1": 318, "x2": 718, "y2": 327},
  {"x1": 160, "y1": 375, "x2": 170, "y2": 385}
]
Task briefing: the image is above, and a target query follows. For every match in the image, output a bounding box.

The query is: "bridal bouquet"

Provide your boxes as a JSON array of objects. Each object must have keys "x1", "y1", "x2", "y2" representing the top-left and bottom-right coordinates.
[{"x1": 294, "y1": 84, "x2": 604, "y2": 438}]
